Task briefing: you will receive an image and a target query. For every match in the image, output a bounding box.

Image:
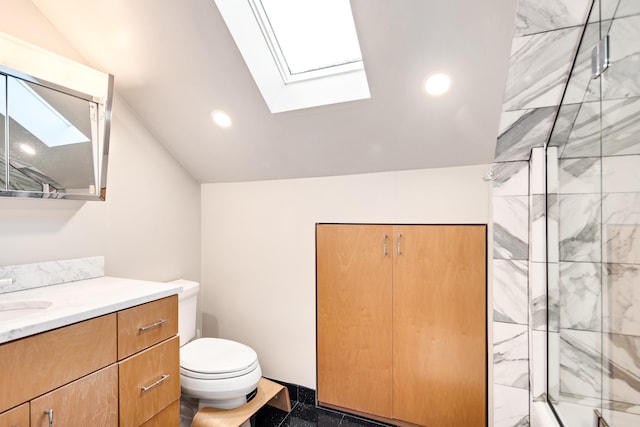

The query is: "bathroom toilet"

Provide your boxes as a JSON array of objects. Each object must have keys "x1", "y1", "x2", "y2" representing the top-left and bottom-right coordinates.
[{"x1": 173, "y1": 280, "x2": 262, "y2": 425}]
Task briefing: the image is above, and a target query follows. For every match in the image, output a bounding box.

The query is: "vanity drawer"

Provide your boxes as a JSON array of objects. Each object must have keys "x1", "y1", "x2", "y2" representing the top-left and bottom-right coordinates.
[
  {"x1": 0, "y1": 314, "x2": 117, "y2": 413},
  {"x1": 0, "y1": 402, "x2": 29, "y2": 427},
  {"x1": 119, "y1": 335, "x2": 180, "y2": 427},
  {"x1": 140, "y1": 399, "x2": 180, "y2": 427},
  {"x1": 30, "y1": 364, "x2": 118, "y2": 427},
  {"x1": 117, "y1": 295, "x2": 178, "y2": 360}
]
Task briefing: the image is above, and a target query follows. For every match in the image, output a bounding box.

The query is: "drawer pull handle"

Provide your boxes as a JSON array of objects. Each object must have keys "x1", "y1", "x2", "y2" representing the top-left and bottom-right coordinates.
[
  {"x1": 139, "y1": 319, "x2": 167, "y2": 333},
  {"x1": 141, "y1": 374, "x2": 170, "y2": 392},
  {"x1": 44, "y1": 409, "x2": 53, "y2": 427}
]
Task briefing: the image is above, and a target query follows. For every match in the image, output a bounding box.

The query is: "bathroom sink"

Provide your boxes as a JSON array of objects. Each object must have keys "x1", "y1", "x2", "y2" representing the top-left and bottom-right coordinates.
[{"x1": 0, "y1": 300, "x2": 53, "y2": 321}]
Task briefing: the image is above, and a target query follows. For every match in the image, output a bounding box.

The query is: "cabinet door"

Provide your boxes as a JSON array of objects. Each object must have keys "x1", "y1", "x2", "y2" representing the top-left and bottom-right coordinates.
[
  {"x1": 392, "y1": 225, "x2": 486, "y2": 426},
  {"x1": 30, "y1": 364, "x2": 118, "y2": 427},
  {"x1": 317, "y1": 224, "x2": 393, "y2": 418},
  {"x1": 0, "y1": 314, "x2": 117, "y2": 413},
  {"x1": 0, "y1": 402, "x2": 29, "y2": 427}
]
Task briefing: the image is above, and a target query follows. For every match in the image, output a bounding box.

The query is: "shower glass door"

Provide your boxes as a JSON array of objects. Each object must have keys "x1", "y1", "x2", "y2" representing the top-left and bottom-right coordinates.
[{"x1": 547, "y1": 0, "x2": 640, "y2": 426}]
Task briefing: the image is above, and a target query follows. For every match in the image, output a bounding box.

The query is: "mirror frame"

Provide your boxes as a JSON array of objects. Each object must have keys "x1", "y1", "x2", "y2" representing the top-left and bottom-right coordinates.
[{"x1": 0, "y1": 64, "x2": 114, "y2": 201}]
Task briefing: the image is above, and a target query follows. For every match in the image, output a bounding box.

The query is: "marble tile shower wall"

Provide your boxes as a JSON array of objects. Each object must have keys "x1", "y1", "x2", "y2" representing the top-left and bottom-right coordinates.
[
  {"x1": 547, "y1": 6, "x2": 640, "y2": 423},
  {"x1": 492, "y1": 1, "x2": 592, "y2": 426}
]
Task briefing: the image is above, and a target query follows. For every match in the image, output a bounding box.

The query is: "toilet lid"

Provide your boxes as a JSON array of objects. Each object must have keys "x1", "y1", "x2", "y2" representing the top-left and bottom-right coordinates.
[{"x1": 181, "y1": 338, "x2": 259, "y2": 378}]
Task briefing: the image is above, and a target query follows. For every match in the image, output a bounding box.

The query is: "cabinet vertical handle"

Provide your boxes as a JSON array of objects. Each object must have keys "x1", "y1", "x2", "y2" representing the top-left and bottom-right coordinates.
[
  {"x1": 397, "y1": 233, "x2": 402, "y2": 256},
  {"x1": 383, "y1": 235, "x2": 388, "y2": 256},
  {"x1": 44, "y1": 409, "x2": 53, "y2": 427}
]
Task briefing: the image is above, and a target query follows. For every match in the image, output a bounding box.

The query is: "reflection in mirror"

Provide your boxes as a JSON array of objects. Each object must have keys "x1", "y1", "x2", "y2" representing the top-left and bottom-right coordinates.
[
  {"x1": 0, "y1": 33, "x2": 113, "y2": 201},
  {"x1": 6, "y1": 76, "x2": 98, "y2": 195}
]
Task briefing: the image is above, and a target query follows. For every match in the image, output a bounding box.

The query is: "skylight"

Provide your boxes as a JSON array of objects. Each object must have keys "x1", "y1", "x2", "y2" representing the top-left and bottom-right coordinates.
[
  {"x1": 215, "y1": 0, "x2": 370, "y2": 113},
  {"x1": 249, "y1": 0, "x2": 363, "y2": 82}
]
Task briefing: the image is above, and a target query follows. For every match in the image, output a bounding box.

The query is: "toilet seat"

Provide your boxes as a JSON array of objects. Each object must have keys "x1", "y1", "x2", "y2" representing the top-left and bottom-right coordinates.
[{"x1": 180, "y1": 338, "x2": 259, "y2": 380}]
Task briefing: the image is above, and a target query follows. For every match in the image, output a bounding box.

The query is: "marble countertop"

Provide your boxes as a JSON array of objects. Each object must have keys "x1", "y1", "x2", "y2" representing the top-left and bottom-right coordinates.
[{"x1": 0, "y1": 276, "x2": 182, "y2": 344}]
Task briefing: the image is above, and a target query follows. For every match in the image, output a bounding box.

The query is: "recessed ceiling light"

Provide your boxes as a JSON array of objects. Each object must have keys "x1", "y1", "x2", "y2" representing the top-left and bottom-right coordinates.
[
  {"x1": 20, "y1": 143, "x2": 35, "y2": 155},
  {"x1": 212, "y1": 110, "x2": 232, "y2": 128},
  {"x1": 424, "y1": 73, "x2": 451, "y2": 96}
]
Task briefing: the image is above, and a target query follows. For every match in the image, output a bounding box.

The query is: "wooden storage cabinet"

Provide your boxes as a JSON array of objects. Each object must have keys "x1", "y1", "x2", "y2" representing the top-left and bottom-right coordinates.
[
  {"x1": 0, "y1": 295, "x2": 179, "y2": 427},
  {"x1": 0, "y1": 403, "x2": 29, "y2": 427},
  {"x1": 119, "y1": 336, "x2": 180, "y2": 427},
  {"x1": 117, "y1": 295, "x2": 178, "y2": 360},
  {"x1": 0, "y1": 314, "x2": 117, "y2": 414},
  {"x1": 317, "y1": 224, "x2": 487, "y2": 427},
  {"x1": 30, "y1": 365, "x2": 118, "y2": 426}
]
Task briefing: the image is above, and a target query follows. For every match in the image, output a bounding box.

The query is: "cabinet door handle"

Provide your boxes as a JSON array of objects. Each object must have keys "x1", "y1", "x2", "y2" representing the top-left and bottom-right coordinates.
[
  {"x1": 397, "y1": 233, "x2": 402, "y2": 256},
  {"x1": 383, "y1": 234, "x2": 388, "y2": 256},
  {"x1": 141, "y1": 374, "x2": 170, "y2": 392},
  {"x1": 43, "y1": 409, "x2": 53, "y2": 427},
  {"x1": 139, "y1": 319, "x2": 167, "y2": 333}
]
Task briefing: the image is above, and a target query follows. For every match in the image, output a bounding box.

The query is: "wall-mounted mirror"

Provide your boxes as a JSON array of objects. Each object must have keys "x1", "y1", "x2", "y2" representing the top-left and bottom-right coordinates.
[{"x1": 0, "y1": 33, "x2": 113, "y2": 201}]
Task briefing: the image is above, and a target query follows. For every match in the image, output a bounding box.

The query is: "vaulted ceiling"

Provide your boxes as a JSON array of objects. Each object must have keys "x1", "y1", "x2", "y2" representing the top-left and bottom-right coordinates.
[{"x1": 30, "y1": 0, "x2": 518, "y2": 183}]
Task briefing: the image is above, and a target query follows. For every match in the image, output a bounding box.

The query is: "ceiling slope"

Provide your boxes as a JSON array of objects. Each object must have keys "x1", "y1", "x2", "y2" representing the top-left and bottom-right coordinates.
[{"x1": 32, "y1": 0, "x2": 518, "y2": 183}]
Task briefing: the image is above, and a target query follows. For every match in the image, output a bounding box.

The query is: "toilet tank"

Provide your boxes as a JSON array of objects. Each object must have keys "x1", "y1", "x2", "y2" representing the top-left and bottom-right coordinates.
[{"x1": 170, "y1": 279, "x2": 200, "y2": 346}]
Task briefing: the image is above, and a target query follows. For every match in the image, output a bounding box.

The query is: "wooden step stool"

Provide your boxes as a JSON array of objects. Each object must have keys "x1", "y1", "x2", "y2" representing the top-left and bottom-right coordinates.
[{"x1": 191, "y1": 378, "x2": 291, "y2": 427}]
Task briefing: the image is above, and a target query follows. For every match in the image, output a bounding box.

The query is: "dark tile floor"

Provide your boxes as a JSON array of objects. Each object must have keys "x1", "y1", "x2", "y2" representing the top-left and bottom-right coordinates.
[
  {"x1": 253, "y1": 379, "x2": 396, "y2": 427},
  {"x1": 255, "y1": 402, "x2": 396, "y2": 427}
]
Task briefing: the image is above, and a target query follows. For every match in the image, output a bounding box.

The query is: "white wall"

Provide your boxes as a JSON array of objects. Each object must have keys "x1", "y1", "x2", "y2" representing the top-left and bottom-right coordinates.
[
  {"x1": 201, "y1": 165, "x2": 491, "y2": 388},
  {"x1": 0, "y1": 1, "x2": 201, "y2": 282}
]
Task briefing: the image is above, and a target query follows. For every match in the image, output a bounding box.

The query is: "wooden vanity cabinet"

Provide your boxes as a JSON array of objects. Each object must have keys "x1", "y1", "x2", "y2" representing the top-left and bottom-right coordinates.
[
  {"x1": 0, "y1": 403, "x2": 29, "y2": 427},
  {"x1": 117, "y1": 295, "x2": 180, "y2": 427},
  {"x1": 0, "y1": 314, "x2": 117, "y2": 414},
  {"x1": 317, "y1": 224, "x2": 487, "y2": 427},
  {"x1": 0, "y1": 294, "x2": 180, "y2": 427},
  {"x1": 30, "y1": 365, "x2": 118, "y2": 426}
]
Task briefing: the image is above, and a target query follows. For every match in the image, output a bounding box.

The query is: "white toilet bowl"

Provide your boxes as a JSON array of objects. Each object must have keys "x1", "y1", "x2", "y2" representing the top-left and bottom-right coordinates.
[
  {"x1": 180, "y1": 337, "x2": 262, "y2": 409},
  {"x1": 172, "y1": 280, "x2": 262, "y2": 425}
]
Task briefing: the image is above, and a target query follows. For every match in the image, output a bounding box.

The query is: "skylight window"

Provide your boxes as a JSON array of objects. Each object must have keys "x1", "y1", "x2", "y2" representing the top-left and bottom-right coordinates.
[
  {"x1": 215, "y1": 0, "x2": 370, "y2": 113},
  {"x1": 249, "y1": 0, "x2": 363, "y2": 83}
]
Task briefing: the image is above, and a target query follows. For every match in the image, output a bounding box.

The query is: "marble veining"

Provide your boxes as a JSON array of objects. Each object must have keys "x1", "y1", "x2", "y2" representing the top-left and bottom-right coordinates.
[
  {"x1": 559, "y1": 101, "x2": 601, "y2": 158},
  {"x1": 514, "y1": 0, "x2": 591, "y2": 36},
  {"x1": 559, "y1": 261, "x2": 601, "y2": 331},
  {"x1": 503, "y1": 27, "x2": 582, "y2": 111},
  {"x1": 559, "y1": 194, "x2": 602, "y2": 262},
  {"x1": 494, "y1": 259, "x2": 529, "y2": 324},
  {"x1": 602, "y1": 192, "x2": 640, "y2": 264},
  {"x1": 616, "y1": 0, "x2": 640, "y2": 18},
  {"x1": 548, "y1": 262, "x2": 561, "y2": 332},
  {"x1": 494, "y1": 322, "x2": 530, "y2": 389},
  {"x1": 562, "y1": 21, "x2": 603, "y2": 105},
  {"x1": 494, "y1": 196, "x2": 530, "y2": 260},
  {"x1": 494, "y1": 384, "x2": 530, "y2": 427},
  {"x1": 604, "y1": 263, "x2": 640, "y2": 336},
  {"x1": 602, "y1": 97, "x2": 640, "y2": 156},
  {"x1": 492, "y1": 161, "x2": 530, "y2": 197},
  {"x1": 0, "y1": 256, "x2": 104, "y2": 294},
  {"x1": 559, "y1": 158, "x2": 601, "y2": 194},
  {"x1": 530, "y1": 261, "x2": 548, "y2": 331},
  {"x1": 548, "y1": 104, "x2": 581, "y2": 149},
  {"x1": 601, "y1": 15, "x2": 640, "y2": 100},
  {"x1": 495, "y1": 107, "x2": 556, "y2": 162},
  {"x1": 560, "y1": 329, "x2": 604, "y2": 400},
  {"x1": 606, "y1": 332, "x2": 640, "y2": 405}
]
